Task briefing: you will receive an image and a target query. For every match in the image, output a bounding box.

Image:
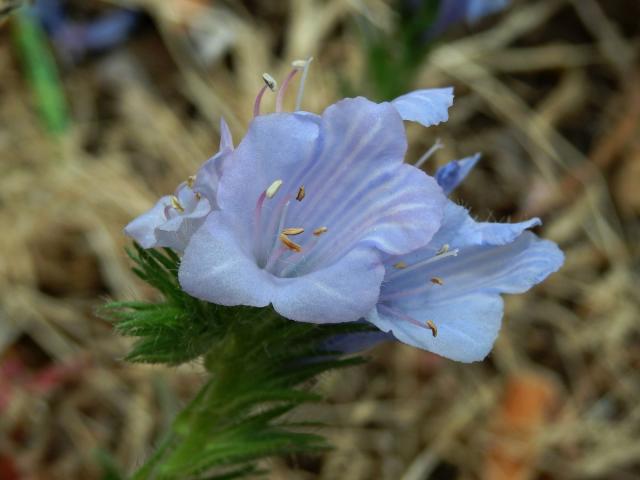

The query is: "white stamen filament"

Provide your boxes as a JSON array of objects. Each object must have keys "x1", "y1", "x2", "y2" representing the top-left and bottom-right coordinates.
[
  {"x1": 254, "y1": 180, "x2": 284, "y2": 259},
  {"x1": 414, "y1": 138, "x2": 444, "y2": 169},
  {"x1": 294, "y1": 57, "x2": 313, "y2": 111},
  {"x1": 263, "y1": 198, "x2": 292, "y2": 266},
  {"x1": 385, "y1": 248, "x2": 459, "y2": 282},
  {"x1": 379, "y1": 304, "x2": 435, "y2": 333}
]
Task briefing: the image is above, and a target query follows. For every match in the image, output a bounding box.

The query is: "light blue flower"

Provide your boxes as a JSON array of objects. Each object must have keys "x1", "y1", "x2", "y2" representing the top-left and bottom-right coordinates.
[
  {"x1": 366, "y1": 194, "x2": 563, "y2": 362},
  {"x1": 124, "y1": 118, "x2": 233, "y2": 252},
  {"x1": 178, "y1": 93, "x2": 452, "y2": 325}
]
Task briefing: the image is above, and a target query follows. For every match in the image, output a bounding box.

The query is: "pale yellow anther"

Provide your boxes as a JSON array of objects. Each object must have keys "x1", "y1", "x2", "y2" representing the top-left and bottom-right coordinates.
[
  {"x1": 262, "y1": 73, "x2": 277, "y2": 91},
  {"x1": 291, "y1": 59, "x2": 308, "y2": 69},
  {"x1": 313, "y1": 226, "x2": 328, "y2": 236},
  {"x1": 393, "y1": 261, "x2": 407, "y2": 270},
  {"x1": 265, "y1": 179, "x2": 283, "y2": 199},
  {"x1": 282, "y1": 227, "x2": 304, "y2": 236},
  {"x1": 171, "y1": 195, "x2": 185, "y2": 212},
  {"x1": 187, "y1": 175, "x2": 196, "y2": 188},
  {"x1": 426, "y1": 320, "x2": 438, "y2": 337},
  {"x1": 430, "y1": 277, "x2": 444, "y2": 286},
  {"x1": 279, "y1": 233, "x2": 302, "y2": 252},
  {"x1": 436, "y1": 244, "x2": 450, "y2": 255},
  {"x1": 296, "y1": 185, "x2": 305, "y2": 201}
]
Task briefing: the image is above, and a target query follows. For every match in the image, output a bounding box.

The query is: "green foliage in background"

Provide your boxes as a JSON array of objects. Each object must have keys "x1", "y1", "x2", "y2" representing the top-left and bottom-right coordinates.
[
  {"x1": 103, "y1": 246, "x2": 372, "y2": 479},
  {"x1": 12, "y1": 7, "x2": 69, "y2": 135},
  {"x1": 356, "y1": 0, "x2": 440, "y2": 100}
]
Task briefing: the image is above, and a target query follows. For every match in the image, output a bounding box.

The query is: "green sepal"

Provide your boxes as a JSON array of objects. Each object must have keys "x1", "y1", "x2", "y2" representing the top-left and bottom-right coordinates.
[{"x1": 102, "y1": 245, "x2": 376, "y2": 479}]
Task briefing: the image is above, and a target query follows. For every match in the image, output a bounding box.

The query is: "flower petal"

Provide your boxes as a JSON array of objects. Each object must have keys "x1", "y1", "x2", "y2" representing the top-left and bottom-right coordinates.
[
  {"x1": 194, "y1": 149, "x2": 233, "y2": 206},
  {"x1": 435, "y1": 153, "x2": 481, "y2": 194},
  {"x1": 186, "y1": 98, "x2": 448, "y2": 324},
  {"x1": 218, "y1": 97, "x2": 445, "y2": 273},
  {"x1": 219, "y1": 116, "x2": 233, "y2": 151},
  {"x1": 216, "y1": 112, "x2": 321, "y2": 229},
  {"x1": 391, "y1": 88, "x2": 454, "y2": 127},
  {"x1": 179, "y1": 213, "x2": 387, "y2": 325},
  {"x1": 271, "y1": 247, "x2": 385, "y2": 324},
  {"x1": 369, "y1": 202, "x2": 563, "y2": 362},
  {"x1": 179, "y1": 212, "x2": 274, "y2": 307},
  {"x1": 283, "y1": 97, "x2": 446, "y2": 270},
  {"x1": 428, "y1": 201, "x2": 541, "y2": 251},
  {"x1": 124, "y1": 196, "x2": 171, "y2": 248},
  {"x1": 368, "y1": 293, "x2": 503, "y2": 362},
  {"x1": 154, "y1": 198, "x2": 211, "y2": 252}
]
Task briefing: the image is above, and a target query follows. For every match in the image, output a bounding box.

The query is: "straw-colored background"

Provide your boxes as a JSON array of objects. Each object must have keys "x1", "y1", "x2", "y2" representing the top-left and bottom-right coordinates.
[{"x1": 1, "y1": 0, "x2": 639, "y2": 478}]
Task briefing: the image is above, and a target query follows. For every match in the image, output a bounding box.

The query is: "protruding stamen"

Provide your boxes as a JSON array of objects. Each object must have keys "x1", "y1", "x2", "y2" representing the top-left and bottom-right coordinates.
[
  {"x1": 436, "y1": 244, "x2": 450, "y2": 255},
  {"x1": 275, "y1": 68, "x2": 299, "y2": 113},
  {"x1": 171, "y1": 195, "x2": 184, "y2": 212},
  {"x1": 313, "y1": 226, "x2": 328, "y2": 236},
  {"x1": 415, "y1": 138, "x2": 444, "y2": 169},
  {"x1": 282, "y1": 227, "x2": 304, "y2": 236},
  {"x1": 266, "y1": 179, "x2": 283, "y2": 199},
  {"x1": 426, "y1": 320, "x2": 438, "y2": 337},
  {"x1": 253, "y1": 74, "x2": 277, "y2": 117},
  {"x1": 195, "y1": 192, "x2": 202, "y2": 200},
  {"x1": 262, "y1": 73, "x2": 277, "y2": 91},
  {"x1": 280, "y1": 233, "x2": 302, "y2": 252},
  {"x1": 385, "y1": 248, "x2": 458, "y2": 283},
  {"x1": 253, "y1": 85, "x2": 267, "y2": 117},
  {"x1": 296, "y1": 185, "x2": 305, "y2": 201},
  {"x1": 379, "y1": 304, "x2": 428, "y2": 330},
  {"x1": 294, "y1": 57, "x2": 313, "y2": 111},
  {"x1": 430, "y1": 277, "x2": 444, "y2": 286},
  {"x1": 187, "y1": 175, "x2": 196, "y2": 188},
  {"x1": 393, "y1": 261, "x2": 407, "y2": 270}
]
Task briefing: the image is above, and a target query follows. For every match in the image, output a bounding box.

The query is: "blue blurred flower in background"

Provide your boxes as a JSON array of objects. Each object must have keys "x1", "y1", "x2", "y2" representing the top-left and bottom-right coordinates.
[
  {"x1": 34, "y1": 0, "x2": 140, "y2": 61},
  {"x1": 426, "y1": 0, "x2": 511, "y2": 38}
]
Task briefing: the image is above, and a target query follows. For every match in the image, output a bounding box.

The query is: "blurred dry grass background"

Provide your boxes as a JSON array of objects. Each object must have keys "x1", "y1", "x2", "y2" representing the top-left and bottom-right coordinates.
[{"x1": 1, "y1": 0, "x2": 639, "y2": 478}]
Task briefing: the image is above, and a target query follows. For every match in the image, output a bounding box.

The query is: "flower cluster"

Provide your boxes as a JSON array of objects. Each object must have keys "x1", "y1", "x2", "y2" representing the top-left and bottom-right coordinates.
[{"x1": 126, "y1": 60, "x2": 563, "y2": 362}]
